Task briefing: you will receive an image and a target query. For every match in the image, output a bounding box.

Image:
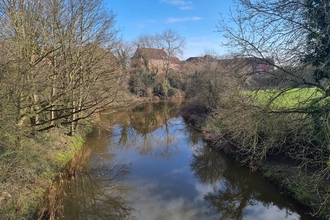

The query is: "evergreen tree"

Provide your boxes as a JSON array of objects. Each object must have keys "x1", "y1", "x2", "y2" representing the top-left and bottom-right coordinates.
[{"x1": 303, "y1": 0, "x2": 330, "y2": 84}]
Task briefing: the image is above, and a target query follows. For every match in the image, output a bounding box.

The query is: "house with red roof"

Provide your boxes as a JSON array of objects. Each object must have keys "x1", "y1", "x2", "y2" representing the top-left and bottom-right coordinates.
[{"x1": 130, "y1": 45, "x2": 183, "y2": 73}]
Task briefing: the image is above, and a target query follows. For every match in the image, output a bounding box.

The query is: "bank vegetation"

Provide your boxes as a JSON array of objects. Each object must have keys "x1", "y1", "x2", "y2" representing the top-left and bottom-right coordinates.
[
  {"x1": 2, "y1": 0, "x2": 330, "y2": 219},
  {"x1": 0, "y1": 0, "x2": 128, "y2": 219},
  {"x1": 181, "y1": 0, "x2": 330, "y2": 219}
]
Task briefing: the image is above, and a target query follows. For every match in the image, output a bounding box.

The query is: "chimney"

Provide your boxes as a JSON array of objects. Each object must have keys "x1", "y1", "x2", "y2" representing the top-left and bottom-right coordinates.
[
  {"x1": 162, "y1": 47, "x2": 164, "y2": 51},
  {"x1": 138, "y1": 44, "x2": 140, "y2": 49}
]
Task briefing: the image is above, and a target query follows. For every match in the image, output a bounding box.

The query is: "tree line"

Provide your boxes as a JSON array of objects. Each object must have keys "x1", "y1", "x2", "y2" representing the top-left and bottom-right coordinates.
[
  {"x1": 0, "y1": 0, "x2": 121, "y2": 145},
  {"x1": 0, "y1": 1, "x2": 123, "y2": 217},
  {"x1": 191, "y1": 0, "x2": 330, "y2": 218},
  {"x1": 2, "y1": 0, "x2": 330, "y2": 218}
]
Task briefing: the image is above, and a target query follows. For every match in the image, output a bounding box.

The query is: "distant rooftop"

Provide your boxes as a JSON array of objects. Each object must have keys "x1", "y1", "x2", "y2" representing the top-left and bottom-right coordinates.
[{"x1": 131, "y1": 45, "x2": 167, "y2": 60}]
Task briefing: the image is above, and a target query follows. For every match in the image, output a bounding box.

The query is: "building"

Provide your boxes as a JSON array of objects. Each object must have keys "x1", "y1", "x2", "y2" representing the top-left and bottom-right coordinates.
[
  {"x1": 186, "y1": 55, "x2": 217, "y2": 63},
  {"x1": 218, "y1": 57, "x2": 275, "y2": 74},
  {"x1": 184, "y1": 55, "x2": 219, "y2": 70},
  {"x1": 130, "y1": 45, "x2": 182, "y2": 73},
  {"x1": 185, "y1": 55, "x2": 274, "y2": 74},
  {"x1": 169, "y1": 57, "x2": 183, "y2": 71}
]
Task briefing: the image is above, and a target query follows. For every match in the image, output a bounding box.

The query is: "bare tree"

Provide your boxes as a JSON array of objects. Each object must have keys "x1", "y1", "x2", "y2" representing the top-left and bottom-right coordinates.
[
  {"x1": 214, "y1": 0, "x2": 330, "y2": 217},
  {"x1": 0, "y1": 1, "x2": 123, "y2": 218},
  {"x1": 133, "y1": 33, "x2": 162, "y2": 49},
  {"x1": 0, "y1": 0, "x2": 121, "y2": 136},
  {"x1": 114, "y1": 40, "x2": 135, "y2": 71},
  {"x1": 158, "y1": 29, "x2": 185, "y2": 76},
  {"x1": 54, "y1": 0, "x2": 121, "y2": 134},
  {"x1": 133, "y1": 29, "x2": 186, "y2": 97}
]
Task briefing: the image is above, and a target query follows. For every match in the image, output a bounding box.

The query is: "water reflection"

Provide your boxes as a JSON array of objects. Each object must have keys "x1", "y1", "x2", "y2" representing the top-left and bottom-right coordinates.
[
  {"x1": 191, "y1": 146, "x2": 310, "y2": 220},
  {"x1": 60, "y1": 102, "x2": 315, "y2": 220},
  {"x1": 99, "y1": 102, "x2": 183, "y2": 160},
  {"x1": 61, "y1": 154, "x2": 134, "y2": 220},
  {"x1": 190, "y1": 145, "x2": 226, "y2": 185}
]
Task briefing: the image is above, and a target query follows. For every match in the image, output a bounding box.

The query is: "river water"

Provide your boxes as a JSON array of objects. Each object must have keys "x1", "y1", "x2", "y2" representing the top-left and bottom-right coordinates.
[{"x1": 60, "y1": 102, "x2": 315, "y2": 220}]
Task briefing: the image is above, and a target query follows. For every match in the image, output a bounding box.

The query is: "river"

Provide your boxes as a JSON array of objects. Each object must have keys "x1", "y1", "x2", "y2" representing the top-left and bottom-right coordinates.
[{"x1": 60, "y1": 101, "x2": 315, "y2": 220}]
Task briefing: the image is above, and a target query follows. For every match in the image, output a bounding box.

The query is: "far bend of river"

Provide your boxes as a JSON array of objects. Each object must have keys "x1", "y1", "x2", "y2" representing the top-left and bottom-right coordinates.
[{"x1": 60, "y1": 102, "x2": 315, "y2": 220}]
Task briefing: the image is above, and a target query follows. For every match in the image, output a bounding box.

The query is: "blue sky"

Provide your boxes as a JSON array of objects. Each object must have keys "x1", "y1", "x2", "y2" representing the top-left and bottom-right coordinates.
[{"x1": 106, "y1": 0, "x2": 233, "y2": 60}]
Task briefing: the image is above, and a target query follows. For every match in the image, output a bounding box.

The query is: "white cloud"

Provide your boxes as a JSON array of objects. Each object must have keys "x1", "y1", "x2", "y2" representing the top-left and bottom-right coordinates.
[
  {"x1": 161, "y1": 0, "x2": 193, "y2": 5},
  {"x1": 127, "y1": 179, "x2": 214, "y2": 220},
  {"x1": 191, "y1": 16, "x2": 202, "y2": 21},
  {"x1": 165, "y1": 16, "x2": 202, "y2": 23},
  {"x1": 171, "y1": 166, "x2": 189, "y2": 174},
  {"x1": 133, "y1": 20, "x2": 157, "y2": 29},
  {"x1": 161, "y1": 0, "x2": 194, "y2": 10},
  {"x1": 243, "y1": 202, "x2": 300, "y2": 220}
]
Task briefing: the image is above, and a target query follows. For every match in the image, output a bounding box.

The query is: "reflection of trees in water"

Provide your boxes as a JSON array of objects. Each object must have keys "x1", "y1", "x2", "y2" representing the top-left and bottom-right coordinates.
[
  {"x1": 114, "y1": 117, "x2": 180, "y2": 160},
  {"x1": 107, "y1": 102, "x2": 183, "y2": 160},
  {"x1": 129, "y1": 102, "x2": 179, "y2": 135},
  {"x1": 136, "y1": 115, "x2": 180, "y2": 160},
  {"x1": 60, "y1": 102, "x2": 185, "y2": 219},
  {"x1": 190, "y1": 146, "x2": 226, "y2": 185},
  {"x1": 190, "y1": 146, "x2": 300, "y2": 220},
  {"x1": 118, "y1": 122, "x2": 135, "y2": 146},
  {"x1": 62, "y1": 156, "x2": 134, "y2": 220},
  {"x1": 184, "y1": 125, "x2": 201, "y2": 146},
  {"x1": 84, "y1": 102, "x2": 185, "y2": 162},
  {"x1": 190, "y1": 146, "x2": 258, "y2": 219},
  {"x1": 203, "y1": 175, "x2": 257, "y2": 220}
]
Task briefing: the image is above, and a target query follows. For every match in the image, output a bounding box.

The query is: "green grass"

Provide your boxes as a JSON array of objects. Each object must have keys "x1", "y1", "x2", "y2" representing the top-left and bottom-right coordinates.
[
  {"x1": 248, "y1": 87, "x2": 323, "y2": 109},
  {"x1": 55, "y1": 136, "x2": 85, "y2": 168}
]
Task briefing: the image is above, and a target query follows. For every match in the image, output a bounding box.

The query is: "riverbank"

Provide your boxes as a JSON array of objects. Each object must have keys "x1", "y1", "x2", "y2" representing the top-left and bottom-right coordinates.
[
  {"x1": 180, "y1": 103, "x2": 328, "y2": 219},
  {"x1": 0, "y1": 128, "x2": 88, "y2": 219},
  {"x1": 0, "y1": 92, "x2": 147, "y2": 219}
]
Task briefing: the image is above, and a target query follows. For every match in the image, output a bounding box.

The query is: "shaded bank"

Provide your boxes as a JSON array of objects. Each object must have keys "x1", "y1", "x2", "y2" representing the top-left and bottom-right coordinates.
[
  {"x1": 0, "y1": 95, "x2": 143, "y2": 219},
  {"x1": 180, "y1": 103, "x2": 326, "y2": 219},
  {"x1": 0, "y1": 128, "x2": 88, "y2": 219}
]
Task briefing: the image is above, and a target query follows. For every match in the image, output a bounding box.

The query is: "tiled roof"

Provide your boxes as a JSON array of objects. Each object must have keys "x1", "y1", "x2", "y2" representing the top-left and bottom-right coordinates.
[
  {"x1": 186, "y1": 55, "x2": 216, "y2": 63},
  {"x1": 131, "y1": 46, "x2": 168, "y2": 60},
  {"x1": 217, "y1": 57, "x2": 274, "y2": 66},
  {"x1": 170, "y1": 57, "x2": 181, "y2": 64}
]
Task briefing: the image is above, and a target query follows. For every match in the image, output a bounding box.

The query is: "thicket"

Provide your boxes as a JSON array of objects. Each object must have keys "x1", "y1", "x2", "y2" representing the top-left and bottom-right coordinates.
[
  {"x1": 129, "y1": 68, "x2": 187, "y2": 98},
  {"x1": 0, "y1": 0, "x2": 124, "y2": 218},
  {"x1": 184, "y1": 59, "x2": 330, "y2": 218},
  {"x1": 129, "y1": 29, "x2": 186, "y2": 99},
  {"x1": 183, "y1": 0, "x2": 330, "y2": 218}
]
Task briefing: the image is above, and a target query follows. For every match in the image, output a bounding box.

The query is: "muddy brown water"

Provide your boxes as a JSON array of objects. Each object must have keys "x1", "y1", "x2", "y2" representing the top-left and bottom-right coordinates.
[{"x1": 60, "y1": 102, "x2": 316, "y2": 220}]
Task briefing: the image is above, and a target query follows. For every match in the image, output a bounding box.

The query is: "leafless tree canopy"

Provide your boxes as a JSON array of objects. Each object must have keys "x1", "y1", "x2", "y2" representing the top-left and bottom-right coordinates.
[
  {"x1": 131, "y1": 28, "x2": 186, "y2": 97},
  {"x1": 0, "y1": 0, "x2": 122, "y2": 136},
  {"x1": 133, "y1": 28, "x2": 186, "y2": 64},
  {"x1": 212, "y1": 1, "x2": 330, "y2": 217},
  {"x1": 219, "y1": 0, "x2": 306, "y2": 61}
]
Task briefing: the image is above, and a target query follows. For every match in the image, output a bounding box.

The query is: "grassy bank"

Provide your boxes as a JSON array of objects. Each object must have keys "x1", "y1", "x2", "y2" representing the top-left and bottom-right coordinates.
[
  {"x1": 248, "y1": 87, "x2": 323, "y2": 109},
  {"x1": 36, "y1": 141, "x2": 93, "y2": 220},
  {"x1": 0, "y1": 128, "x2": 88, "y2": 219},
  {"x1": 0, "y1": 92, "x2": 151, "y2": 219}
]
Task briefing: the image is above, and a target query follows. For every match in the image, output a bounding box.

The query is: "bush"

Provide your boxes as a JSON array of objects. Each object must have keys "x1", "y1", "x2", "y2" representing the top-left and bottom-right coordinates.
[
  {"x1": 185, "y1": 64, "x2": 236, "y2": 109},
  {"x1": 129, "y1": 69, "x2": 185, "y2": 98}
]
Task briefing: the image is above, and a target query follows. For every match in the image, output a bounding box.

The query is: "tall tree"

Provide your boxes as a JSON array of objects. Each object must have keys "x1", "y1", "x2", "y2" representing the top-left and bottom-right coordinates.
[
  {"x1": 133, "y1": 29, "x2": 185, "y2": 97},
  {"x1": 303, "y1": 0, "x2": 330, "y2": 88},
  {"x1": 0, "y1": 0, "x2": 121, "y2": 137},
  {"x1": 216, "y1": 1, "x2": 330, "y2": 216},
  {"x1": 133, "y1": 29, "x2": 185, "y2": 67},
  {"x1": 158, "y1": 28, "x2": 185, "y2": 77}
]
